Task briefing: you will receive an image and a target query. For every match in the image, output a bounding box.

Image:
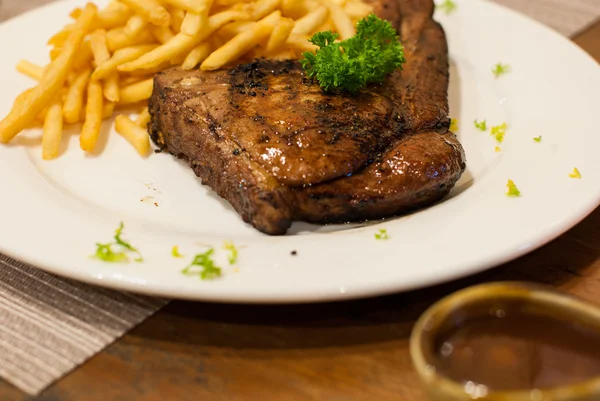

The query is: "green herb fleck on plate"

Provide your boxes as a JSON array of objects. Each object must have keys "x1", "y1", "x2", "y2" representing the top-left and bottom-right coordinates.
[
  {"x1": 181, "y1": 249, "x2": 222, "y2": 280},
  {"x1": 506, "y1": 179, "x2": 521, "y2": 197},
  {"x1": 437, "y1": 0, "x2": 457, "y2": 15},
  {"x1": 375, "y1": 229, "x2": 389, "y2": 240},
  {"x1": 172, "y1": 246, "x2": 184, "y2": 258},
  {"x1": 492, "y1": 63, "x2": 511, "y2": 78},
  {"x1": 300, "y1": 14, "x2": 406, "y2": 94},
  {"x1": 533, "y1": 136, "x2": 542, "y2": 143},
  {"x1": 93, "y1": 222, "x2": 142, "y2": 263},
  {"x1": 474, "y1": 120, "x2": 487, "y2": 131},
  {"x1": 569, "y1": 168, "x2": 582, "y2": 179},
  {"x1": 223, "y1": 241, "x2": 238, "y2": 265},
  {"x1": 450, "y1": 118, "x2": 459, "y2": 133},
  {"x1": 491, "y1": 123, "x2": 508, "y2": 143}
]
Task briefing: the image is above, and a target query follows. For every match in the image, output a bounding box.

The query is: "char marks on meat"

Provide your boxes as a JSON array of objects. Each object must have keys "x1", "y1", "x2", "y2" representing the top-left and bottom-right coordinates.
[{"x1": 148, "y1": 0, "x2": 466, "y2": 235}]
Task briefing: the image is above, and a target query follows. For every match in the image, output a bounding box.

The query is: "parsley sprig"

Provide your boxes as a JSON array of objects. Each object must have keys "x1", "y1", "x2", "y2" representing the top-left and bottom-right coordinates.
[
  {"x1": 492, "y1": 63, "x2": 511, "y2": 78},
  {"x1": 437, "y1": 0, "x2": 457, "y2": 15},
  {"x1": 301, "y1": 14, "x2": 406, "y2": 94},
  {"x1": 94, "y1": 222, "x2": 143, "y2": 263},
  {"x1": 375, "y1": 229, "x2": 389, "y2": 240},
  {"x1": 182, "y1": 249, "x2": 222, "y2": 280},
  {"x1": 223, "y1": 241, "x2": 238, "y2": 265}
]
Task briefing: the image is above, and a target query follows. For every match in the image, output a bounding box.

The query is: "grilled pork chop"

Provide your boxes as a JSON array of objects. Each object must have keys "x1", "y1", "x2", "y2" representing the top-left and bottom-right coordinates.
[{"x1": 148, "y1": 0, "x2": 466, "y2": 235}]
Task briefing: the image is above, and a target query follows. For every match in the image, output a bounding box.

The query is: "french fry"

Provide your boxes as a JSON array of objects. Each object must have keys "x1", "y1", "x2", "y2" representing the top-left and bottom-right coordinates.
[
  {"x1": 92, "y1": 44, "x2": 158, "y2": 80},
  {"x1": 181, "y1": 42, "x2": 212, "y2": 70},
  {"x1": 151, "y1": 26, "x2": 175, "y2": 44},
  {"x1": 48, "y1": 25, "x2": 74, "y2": 47},
  {"x1": 124, "y1": 15, "x2": 148, "y2": 37},
  {"x1": 266, "y1": 17, "x2": 294, "y2": 53},
  {"x1": 96, "y1": 6, "x2": 133, "y2": 30},
  {"x1": 80, "y1": 79, "x2": 104, "y2": 152},
  {"x1": 90, "y1": 29, "x2": 111, "y2": 65},
  {"x1": 118, "y1": 10, "x2": 250, "y2": 72},
  {"x1": 0, "y1": 3, "x2": 97, "y2": 143},
  {"x1": 181, "y1": 11, "x2": 209, "y2": 36},
  {"x1": 345, "y1": 0, "x2": 373, "y2": 19},
  {"x1": 119, "y1": 78, "x2": 154, "y2": 104},
  {"x1": 326, "y1": 2, "x2": 355, "y2": 40},
  {"x1": 135, "y1": 108, "x2": 151, "y2": 127},
  {"x1": 103, "y1": 102, "x2": 116, "y2": 119},
  {"x1": 252, "y1": 0, "x2": 281, "y2": 20},
  {"x1": 286, "y1": 34, "x2": 318, "y2": 53},
  {"x1": 291, "y1": 5, "x2": 328, "y2": 35},
  {"x1": 73, "y1": 41, "x2": 94, "y2": 70},
  {"x1": 16, "y1": 60, "x2": 44, "y2": 81},
  {"x1": 115, "y1": 115, "x2": 151, "y2": 156},
  {"x1": 201, "y1": 11, "x2": 281, "y2": 70},
  {"x1": 163, "y1": 0, "x2": 211, "y2": 14},
  {"x1": 169, "y1": 6, "x2": 186, "y2": 32},
  {"x1": 63, "y1": 68, "x2": 91, "y2": 124},
  {"x1": 42, "y1": 97, "x2": 63, "y2": 160},
  {"x1": 119, "y1": 0, "x2": 170, "y2": 27},
  {"x1": 104, "y1": 73, "x2": 120, "y2": 102},
  {"x1": 281, "y1": 0, "x2": 308, "y2": 19},
  {"x1": 217, "y1": 21, "x2": 254, "y2": 41},
  {"x1": 106, "y1": 28, "x2": 155, "y2": 51}
]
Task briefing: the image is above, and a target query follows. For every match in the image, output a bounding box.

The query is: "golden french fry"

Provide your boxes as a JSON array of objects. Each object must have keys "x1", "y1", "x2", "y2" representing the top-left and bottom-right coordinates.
[
  {"x1": 266, "y1": 17, "x2": 294, "y2": 53},
  {"x1": 326, "y1": 2, "x2": 355, "y2": 40},
  {"x1": 181, "y1": 11, "x2": 209, "y2": 36},
  {"x1": 0, "y1": 3, "x2": 97, "y2": 143},
  {"x1": 119, "y1": 0, "x2": 170, "y2": 27},
  {"x1": 104, "y1": 73, "x2": 120, "y2": 102},
  {"x1": 169, "y1": 6, "x2": 185, "y2": 32},
  {"x1": 286, "y1": 34, "x2": 318, "y2": 53},
  {"x1": 217, "y1": 21, "x2": 254, "y2": 41},
  {"x1": 120, "y1": 74, "x2": 150, "y2": 86},
  {"x1": 119, "y1": 78, "x2": 153, "y2": 104},
  {"x1": 42, "y1": 97, "x2": 63, "y2": 160},
  {"x1": 96, "y1": 6, "x2": 133, "y2": 30},
  {"x1": 92, "y1": 44, "x2": 158, "y2": 80},
  {"x1": 135, "y1": 108, "x2": 151, "y2": 128},
  {"x1": 63, "y1": 68, "x2": 91, "y2": 124},
  {"x1": 118, "y1": 10, "x2": 250, "y2": 72},
  {"x1": 151, "y1": 25, "x2": 175, "y2": 44},
  {"x1": 80, "y1": 79, "x2": 104, "y2": 152},
  {"x1": 163, "y1": 0, "x2": 211, "y2": 14},
  {"x1": 345, "y1": 0, "x2": 373, "y2": 19},
  {"x1": 106, "y1": 28, "x2": 156, "y2": 52},
  {"x1": 74, "y1": 41, "x2": 94, "y2": 70},
  {"x1": 291, "y1": 5, "x2": 328, "y2": 35},
  {"x1": 115, "y1": 114, "x2": 151, "y2": 156},
  {"x1": 48, "y1": 25, "x2": 74, "y2": 47},
  {"x1": 201, "y1": 11, "x2": 281, "y2": 70},
  {"x1": 103, "y1": 102, "x2": 116, "y2": 119},
  {"x1": 90, "y1": 29, "x2": 111, "y2": 65},
  {"x1": 124, "y1": 15, "x2": 148, "y2": 37},
  {"x1": 181, "y1": 42, "x2": 212, "y2": 70},
  {"x1": 281, "y1": 0, "x2": 308, "y2": 19},
  {"x1": 252, "y1": 0, "x2": 281, "y2": 20},
  {"x1": 16, "y1": 60, "x2": 44, "y2": 81}
]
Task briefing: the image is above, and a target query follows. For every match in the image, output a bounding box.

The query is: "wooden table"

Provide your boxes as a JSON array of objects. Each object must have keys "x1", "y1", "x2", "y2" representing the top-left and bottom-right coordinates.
[{"x1": 1, "y1": 12, "x2": 599, "y2": 401}]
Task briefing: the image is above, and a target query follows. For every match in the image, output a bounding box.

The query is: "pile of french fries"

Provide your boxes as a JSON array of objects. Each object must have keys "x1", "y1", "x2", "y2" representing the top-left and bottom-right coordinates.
[{"x1": 0, "y1": 0, "x2": 373, "y2": 159}]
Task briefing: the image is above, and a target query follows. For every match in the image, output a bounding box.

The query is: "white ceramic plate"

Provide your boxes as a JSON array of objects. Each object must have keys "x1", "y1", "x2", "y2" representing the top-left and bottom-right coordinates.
[{"x1": 0, "y1": 0, "x2": 599, "y2": 303}]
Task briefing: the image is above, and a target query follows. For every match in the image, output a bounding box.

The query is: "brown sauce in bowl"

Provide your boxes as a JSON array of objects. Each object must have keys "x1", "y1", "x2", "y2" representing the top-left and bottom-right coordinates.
[{"x1": 433, "y1": 311, "x2": 600, "y2": 390}]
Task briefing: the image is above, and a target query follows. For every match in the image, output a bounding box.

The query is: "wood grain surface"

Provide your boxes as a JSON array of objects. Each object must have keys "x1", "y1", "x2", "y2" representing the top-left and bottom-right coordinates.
[{"x1": 0, "y1": 4, "x2": 599, "y2": 401}]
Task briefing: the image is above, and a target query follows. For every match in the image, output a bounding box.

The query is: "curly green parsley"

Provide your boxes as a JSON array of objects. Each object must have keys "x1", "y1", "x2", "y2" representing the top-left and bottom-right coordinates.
[
  {"x1": 300, "y1": 14, "x2": 406, "y2": 94},
  {"x1": 93, "y1": 223, "x2": 143, "y2": 263},
  {"x1": 533, "y1": 136, "x2": 542, "y2": 143},
  {"x1": 506, "y1": 180, "x2": 521, "y2": 197},
  {"x1": 375, "y1": 229, "x2": 389, "y2": 240},
  {"x1": 437, "y1": 0, "x2": 457, "y2": 14},
  {"x1": 181, "y1": 249, "x2": 222, "y2": 280},
  {"x1": 474, "y1": 120, "x2": 487, "y2": 131},
  {"x1": 569, "y1": 168, "x2": 582, "y2": 179},
  {"x1": 492, "y1": 63, "x2": 511, "y2": 78},
  {"x1": 491, "y1": 123, "x2": 508, "y2": 143},
  {"x1": 223, "y1": 241, "x2": 238, "y2": 265}
]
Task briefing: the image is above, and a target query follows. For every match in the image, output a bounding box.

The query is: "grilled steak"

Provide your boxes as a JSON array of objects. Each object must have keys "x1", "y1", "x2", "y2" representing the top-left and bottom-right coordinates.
[{"x1": 148, "y1": 0, "x2": 466, "y2": 235}]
